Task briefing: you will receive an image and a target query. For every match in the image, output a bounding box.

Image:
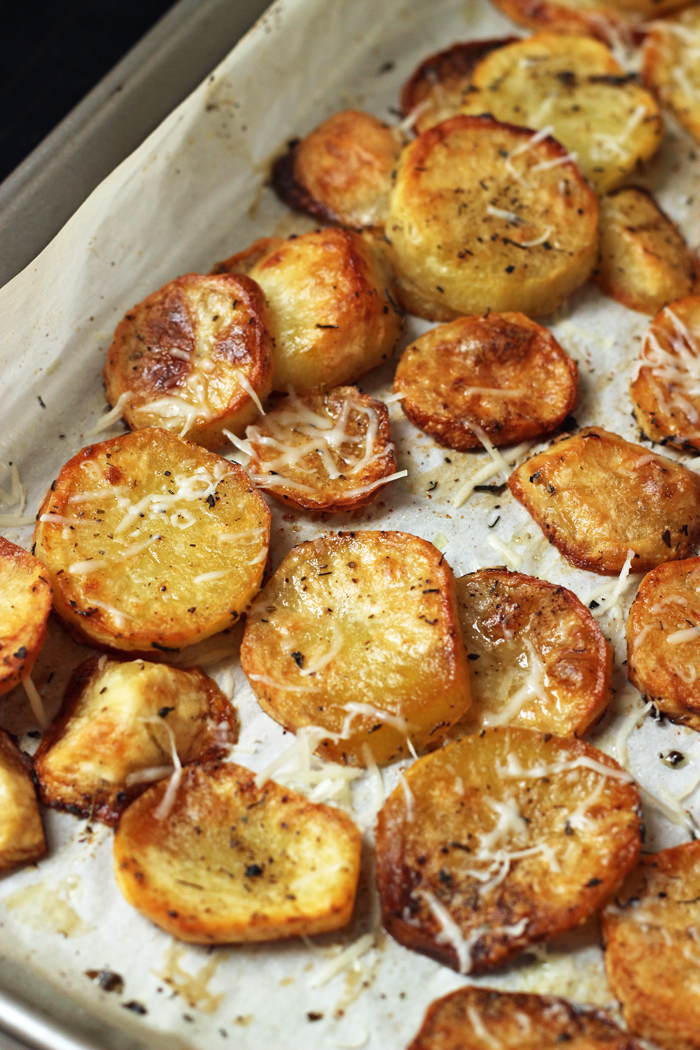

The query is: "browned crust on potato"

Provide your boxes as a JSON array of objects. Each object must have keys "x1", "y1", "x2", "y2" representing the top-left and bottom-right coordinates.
[
  {"x1": 0, "y1": 536, "x2": 52, "y2": 697},
  {"x1": 212, "y1": 237, "x2": 283, "y2": 278},
  {"x1": 508, "y1": 426, "x2": 700, "y2": 575},
  {"x1": 393, "y1": 313, "x2": 578, "y2": 450},
  {"x1": 492, "y1": 0, "x2": 686, "y2": 40},
  {"x1": 0, "y1": 728, "x2": 47, "y2": 874}
]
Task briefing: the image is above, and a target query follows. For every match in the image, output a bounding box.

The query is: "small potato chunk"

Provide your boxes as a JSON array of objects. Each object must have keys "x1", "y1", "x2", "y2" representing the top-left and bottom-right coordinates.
[
  {"x1": 508, "y1": 427, "x2": 700, "y2": 574},
  {"x1": 602, "y1": 841, "x2": 700, "y2": 1050},
  {"x1": 375, "y1": 727, "x2": 641, "y2": 973},
  {"x1": 34, "y1": 656, "x2": 236, "y2": 826},
  {"x1": 459, "y1": 34, "x2": 662, "y2": 195},
  {"x1": 0, "y1": 536, "x2": 52, "y2": 697},
  {"x1": 407, "y1": 986, "x2": 642, "y2": 1050},
  {"x1": 492, "y1": 0, "x2": 693, "y2": 37},
  {"x1": 456, "y1": 569, "x2": 612, "y2": 735},
  {"x1": 631, "y1": 297, "x2": 700, "y2": 450},
  {"x1": 626, "y1": 557, "x2": 700, "y2": 729},
  {"x1": 643, "y1": 8, "x2": 700, "y2": 147},
  {"x1": 385, "y1": 115, "x2": 598, "y2": 322},
  {"x1": 245, "y1": 387, "x2": 398, "y2": 512},
  {"x1": 596, "y1": 189, "x2": 699, "y2": 315},
  {"x1": 0, "y1": 729, "x2": 46, "y2": 874},
  {"x1": 103, "y1": 274, "x2": 273, "y2": 448},
  {"x1": 33, "y1": 428, "x2": 271, "y2": 652},
  {"x1": 393, "y1": 313, "x2": 577, "y2": 450},
  {"x1": 272, "y1": 110, "x2": 402, "y2": 228},
  {"x1": 113, "y1": 759, "x2": 361, "y2": 943},
  {"x1": 214, "y1": 228, "x2": 403, "y2": 394},
  {"x1": 240, "y1": 531, "x2": 470, "y2": 766}
]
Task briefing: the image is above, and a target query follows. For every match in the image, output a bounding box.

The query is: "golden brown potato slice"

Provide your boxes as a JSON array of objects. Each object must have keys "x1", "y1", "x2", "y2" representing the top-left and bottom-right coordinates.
[
  {"x1": 272, "y1": 110, "x2": 403, "y2": 228},
  {"x1": 492, "y1": 0, "x2": 693, "y2": 38},
  {"x1": 103, "y1": 274, "x2": 273, "y2": 448},
  {"x1": 602, "y1": 841, "x2": 700, "y2": 1050},
  {"x1": 508, "y1": 427, "x2": 700, "y2": 575},
  {"x1": 33, "y1": 427, "x2": 271, "y2": 653},
  {"x1": 456, "y1": 569, "x2": 612, "y2": 735},
  {"x1": 631, "y1": 297, "x2": 700, "y2": 450},
  {"x1": 393, "y1": 313, "x2": 577, "y2": 450},
  {"x1": 113, "y1": 759, "x2": 361, "y2": 943},
  {"x1": 407, "y1": 986, "x2": 642, "y2": 1050},
  {"x1": 376, "y1": 727, "x2": 641, "y2": 973},
  {"x1": 34, "y1": 656, "x2": 236, "y2": 826},
  {"x1": 400, "y1": 38, "x2": 516, "y2": 135},
  {"x1": 459, "y1": 34, "x2": 662, "y2": 195},
  {"x1": 626, "y1": 557, "x2": 700, "y2": 729},
  {"x1": 384, "y1": 115, "x2": 598, "y2": 322},
  {"x1": 596, "y1": 189, "x2": 699, "y2": 315},
  {"x1": 214, "y1": 228, "x2": 403, "y2": 394},
  {"x1": 240, "y1": 531, "x2": 470, "y2": 766},
  {"x1": 0, "y1": 728, "x2": 46, "y2": 874},
  {"x1": 643, "y1": 8, "x2": 700, "y2": 147},
  {"x1": 243, "y1": 386, "x2": 399, "y2": 512},
  {"x1": 0, "y1": 536, "x2": 52, "y2": 697}
]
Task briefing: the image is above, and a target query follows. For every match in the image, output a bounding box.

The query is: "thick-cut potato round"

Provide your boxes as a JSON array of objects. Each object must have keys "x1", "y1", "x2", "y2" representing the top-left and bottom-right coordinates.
[
  {"x1": 0, "y1": 536, "x2": 52, "y2": 697},
  {"x1": 508, "y1": 427, "x2": 700, "y2": 575},
  {"x1": 272, "y1": 110, "x2": 403, "y2": 228},
  {"x1": 631, "y1": 297, "x2": 700, "y2": 450},
  {"x1": 407, "y1": 987, "x2": 642, "y2": 1050},
  {"x1": 103, "y1": 274, "x2": 273, "y2": 448},
  {"x1": 643, "y1": 8, "x2": 700, "y2": 147},
  {"x1": 245, "y1": 387, "x2": 398, "y2": 512},
  {"x1": 459, "y1": 34, "x2": 662, "y2": 195},
  {"x1": 113, "y1": 759, "x2": 361, "y2": 943},
  {"x1": 376, "y1": 727, "x2": 641, "y2": 973},
  {"x1": 0, "y1": 729, "x2": 46, "y2": 874},
  {"x1": 596, "y1": 189, "x2": 699, "y2": 315},
  {"x1": 456, "y1": 569, "x2": 612, "y2": 735},
  {"x1": 626, "y1": 557, "x2": 700, "y2": 729},
  {"x1": 602, "y1": 841, "x2": 700, "y2": 1050},
  {"x1": 33, "y1": 428, "x2": 271, "y2": 653},
  {"x1": 213, "y1": 228, "x2": 403, "y2": 394},
  {"x1": 384, "y1": 115, "x2": 598, "y2": 322},
  {"x1": 34, "y1": 656, "x2": 236, "y2": 826},
  {"x1": 240, "y1": 532, "x2": 470, "y2": 766},
  {"x1": 393, "y1": 313, "x2": 578, "y2": 450},
  {"x1": 492, "y1": 0, "x2": 694, "y2": 38}
]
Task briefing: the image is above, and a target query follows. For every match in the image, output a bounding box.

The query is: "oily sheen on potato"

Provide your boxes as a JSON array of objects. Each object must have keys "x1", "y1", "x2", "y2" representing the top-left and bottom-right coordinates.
[
  {"x1": 33, "y1": 428, "x2": 270, "y2": 652},
  {"x1": 456, "y1": 569, "x2": 612, "y2": 736},
  {"x1": 384, "y1": 115, "x2": 598, "y2": 322},
  {"x1": 0, "y1": 536, "x2": 52, "y2": 697},
  {"x1": 643, "y1": 8, "x2": 700, "y2": 147},
  {"x1": 393, "y1": 313, "x2": 578, "y2": 450},
  {"x1": 492, "y1": 0, "x2": 694, "y2": 37},
  {"x1": 240, "y1": 531, "x2": 470, "y2": 766},
  {"x1": 34, "y1": 657, "x2": 236, "y2": 826},
  {"x1": 375, "y1": 727, "x2": 641, "y2": 973},
  {"x1": 113, "y1": 760, "x2": 362, "y2": 943},
  {"x1": 508, "y1": 427, "x2": 700, "y2": 574},
  {"x1": 0, "y1": 729, "x2": 46, "y2": 875},
  {"x1": 103, "y1": 273, "x2": 274, "y2": 448}
]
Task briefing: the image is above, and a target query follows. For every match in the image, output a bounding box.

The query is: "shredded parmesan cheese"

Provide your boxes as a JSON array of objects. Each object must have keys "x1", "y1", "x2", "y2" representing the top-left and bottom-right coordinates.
[
  {"x1": 453, "y1": 438, "x2": 532, "y2": 508},
  {"x1": 667, "y1": 625, "x2": 700, "y2": 645},
  {"x1": 23, "y1": 675, "x2": 48, "y2": 730},
  {"x1": 419, "y1": 891, "x2": 484, "y2": 974},
  {"x1": 141, "y1": 717, "x2": 182, "y2": 820},
  {"x1": 0, "y1": 463, "x2": 33, "y2": 526},
  {"x1": 487, "y1": 535, "x2": 523, "y2": 571},
  {"x1": 497, "y1": 752, "x2": 633, "y2": 784},
  {"x1": 86, "y1": 391, "x2": 132, "y2": 435},
  {"x1": 307, "y1": 932, "x2": 375, "y2": 988}
]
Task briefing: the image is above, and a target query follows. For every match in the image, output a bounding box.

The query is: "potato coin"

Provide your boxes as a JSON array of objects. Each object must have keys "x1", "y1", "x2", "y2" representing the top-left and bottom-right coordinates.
[
  {"x1": 643, "y1": 8, "x2": 700, "y2": 147},
  {"x1": 0, "y1": 536, "x2": 52, "y2": 697},
  {"x1": 0, "y1": 728, "x2": 46, "y2": 875},
  {"x1": 492, "y1": 0, "x2": 693, "y2": 38}
]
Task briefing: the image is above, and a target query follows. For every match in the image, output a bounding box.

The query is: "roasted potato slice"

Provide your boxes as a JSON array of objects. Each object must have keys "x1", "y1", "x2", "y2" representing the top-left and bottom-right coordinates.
[
  {"x1": 456, "y1": 569, "x2": 612, "y2": 735},
  {"x1": 384, "y1": 115, "x2": 598, "y2": 322},
  {"x1": 602, "y1": 841, "x2": 700, "y2": 1050},
  {"x1": 103, "y1": 274, "x2": 273, "y2": 448},
  {"x1": 393, "y1": 313, "x2": 577, "y2": 450},
  {"x1": 508, "y1": 427, "x2": 700, "y2": 575},
  {"x1": 214, "y1": 228, "x2": 403, "y2": 394},
  {"x1": 0, "y1": 536, "x2": 52, "y2": 697},
  {"x1": 407, "y1": 986, "x2": 642, "y2": 1050},
  {"x1": 113, "y1": 759, "x2": 361, "y2": 943},
  {"x1": 271, "y1": 110, "x2": 403, "y2": 228},
  {"x1": 631, "y1": 297, "x2": 700, "y2": 450},
  {"x1": 376, "y1": 727, "x2": 641, "y2": 973},
  {"x1": 596, "y1": 189, "x2": 699, "y2": 315},
  {"x1": 33, "y1": 427, "x2": 271, "y2": 653},
  {"x1": 643, "y1": 8, "x2": 700, "y2": 147},
  {"x1": 0, "y1": 729, "x2": 46, "y2": 875},
  {"x1": 492, "y1": 0, "x2": 693, "y2": 38},
  {"x1": 34, "y1": 656, "x2": 236, "y2": 826},
  {"x1": 626, "y1": 557, "x2": 700, "y2": 729},
  {"x1": 244, "y1": 386, "x2": 398, "y2": 512},
  {"x1": 240, "y1": 531, "x2": 470, "y2": 766},
  {"x1": 459, "y1": 34, "x2": 662, "y2": 195}
]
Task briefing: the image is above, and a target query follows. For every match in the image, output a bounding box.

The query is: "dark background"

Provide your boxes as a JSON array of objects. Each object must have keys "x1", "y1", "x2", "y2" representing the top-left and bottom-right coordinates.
[{"x1": 1, "y1": 1, "x2": 176, "y2": 185}]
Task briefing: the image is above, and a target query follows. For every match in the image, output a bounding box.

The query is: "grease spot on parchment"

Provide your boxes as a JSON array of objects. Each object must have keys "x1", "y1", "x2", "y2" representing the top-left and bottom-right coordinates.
[
  {"x1": 3, "y1": 876, "x2": 93, "y2": 937},
  {"x1": 156, "y1": 944, "x2": 224, "y2": 1014}
]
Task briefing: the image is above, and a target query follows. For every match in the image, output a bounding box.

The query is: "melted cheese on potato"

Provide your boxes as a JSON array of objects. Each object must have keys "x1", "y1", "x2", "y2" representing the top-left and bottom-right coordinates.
[
  {"x1": 0, "y1": 729, "x2": 46, "y2": 875},
  {"x1": 0, "y1": 536, "x2": 52, "y2": 697}
]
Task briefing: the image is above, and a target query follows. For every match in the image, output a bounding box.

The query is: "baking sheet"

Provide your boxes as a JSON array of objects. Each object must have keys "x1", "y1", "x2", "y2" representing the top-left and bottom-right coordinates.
[{"x1": 1, "y1": 0, "x2": 700, "y2": 1047}]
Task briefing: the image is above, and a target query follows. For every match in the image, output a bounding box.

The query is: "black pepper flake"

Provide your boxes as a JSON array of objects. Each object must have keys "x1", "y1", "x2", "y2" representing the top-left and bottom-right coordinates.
[
  {"x1": 206, "y1": 494, "x2": 216, "y2": 508},
  {"x1": 245, "y1": 864, "x2": 263, "y2": 877},
  {"x1": 586, "y1": 877, "x2": 602, "y2": 887},
  {"x1": 662, "y1": 528, "x2": 672, "y2": 548},
  {"x1": 159, "y1": 706, "x2": 175, "y2": 718},
  {"x1": 307, "y1": 1013, "x2": 324, "y2": 1022},
  {"x1": 85, "y1": 969, "x2": 124, "y2": 993},
  {"x1": 291, "y1": 651, "x2": 304, "y2": 669},
  {"x1": 123, "y1": 1001, "x2": 147, "y2": 1015},
  {"x1": 13, "y1": 646, "x2": 27, "y2": 660},
  {"x1": 467, "y1": 653, "x2": 480, "y2": 661}
]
